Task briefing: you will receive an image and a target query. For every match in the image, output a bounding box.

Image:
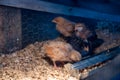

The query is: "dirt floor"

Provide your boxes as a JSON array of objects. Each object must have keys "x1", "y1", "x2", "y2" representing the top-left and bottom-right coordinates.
[{"x1": 0, "y1": 29, "x2": 120, "y2": 80}]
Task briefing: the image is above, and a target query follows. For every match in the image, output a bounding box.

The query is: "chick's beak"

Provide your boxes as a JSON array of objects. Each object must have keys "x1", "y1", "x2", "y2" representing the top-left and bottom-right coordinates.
[{"x1": 52, "y1": 18, "x2": 58, "y2": 23}]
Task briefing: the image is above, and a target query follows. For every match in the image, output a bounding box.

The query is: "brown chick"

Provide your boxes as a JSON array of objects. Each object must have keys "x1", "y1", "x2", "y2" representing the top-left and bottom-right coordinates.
[
  {"x1": 52, "y1": 17, "x2": 75, "y2": 37},
  {"x1": 43, "y1": 41, "x2": 81, "y2": 68},
  {"x1": 75, "y1": 23, "x2": 91, "y2": 40}
]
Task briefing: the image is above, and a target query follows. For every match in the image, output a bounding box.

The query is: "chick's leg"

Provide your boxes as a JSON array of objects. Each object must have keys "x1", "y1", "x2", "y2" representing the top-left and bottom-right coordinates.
[{"x1": 53, "y1": 61, "x2": 57, "y2": 69}]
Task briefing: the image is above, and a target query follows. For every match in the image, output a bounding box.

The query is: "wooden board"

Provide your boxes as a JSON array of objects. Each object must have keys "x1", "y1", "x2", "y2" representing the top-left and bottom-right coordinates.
[
  {"x1": 85, "y1": 54, "x2": 120, "y2": 80},
  {"x1": 0, "y1": 6, "x2": 21, "y2": 53},
  {"x1": 72, "y1": 46, "x2": 120, "y2": 70},
  {"x1": 0, "y1": 0, "x2": 120, "y2": 22}
]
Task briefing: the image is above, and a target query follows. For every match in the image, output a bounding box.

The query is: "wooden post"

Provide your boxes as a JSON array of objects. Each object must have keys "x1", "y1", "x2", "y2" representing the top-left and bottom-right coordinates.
[{"x1": 0, "y1": 6, "x2": 21, "y2": 53}]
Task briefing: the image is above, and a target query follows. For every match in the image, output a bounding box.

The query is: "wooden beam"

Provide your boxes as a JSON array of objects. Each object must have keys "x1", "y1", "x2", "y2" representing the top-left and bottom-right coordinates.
[
  {"x1": 0, "y1": 6, "x2": 21, "y2": 53},
  {"x1": 72, "y1": 46, "x2": 120, "y2": 70},
  {"x1": 85, "y1": 54, "x2": 120, "y2": 80},
  {"x1": 0, "y1": 0, "x2": 120, "y2": 22}
]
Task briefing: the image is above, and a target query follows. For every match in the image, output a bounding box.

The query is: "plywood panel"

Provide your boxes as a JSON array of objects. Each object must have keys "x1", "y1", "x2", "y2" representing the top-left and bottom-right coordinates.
[{"x1": 0, "y1": 6, "x2": 21, "y2": 53}]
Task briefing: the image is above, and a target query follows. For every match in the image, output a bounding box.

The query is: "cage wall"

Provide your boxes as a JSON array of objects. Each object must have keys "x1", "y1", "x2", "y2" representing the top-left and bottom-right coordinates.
[
  {"x1": 21, "y1": 9, "x2": 98, "y2": 48},
  {"x1": 0, "y1": 6, "x2": 120, "y2": 53}
]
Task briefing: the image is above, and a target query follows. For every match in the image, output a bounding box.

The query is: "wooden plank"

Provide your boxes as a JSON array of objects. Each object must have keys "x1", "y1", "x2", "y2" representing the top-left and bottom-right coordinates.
[
  {"x1": 0, "y1": 0, "x2": 120, "y2": 22},
  {"x1": 85, "y1": 54, "x2": 120, "y2": 80},
  {"x1": 72, "y1": 46, "x2": 120, "y2": 70},
  {"x1": 0, "y1": 6, "x2": 21, "y2": 53}
]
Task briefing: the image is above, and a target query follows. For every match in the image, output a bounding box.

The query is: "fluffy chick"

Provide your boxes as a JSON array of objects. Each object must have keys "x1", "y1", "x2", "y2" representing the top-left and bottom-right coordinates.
[
  {"x1": 75, "y1": 23, "x2": 92, "y2": 40},
  {"x1": 43, "y1": 41, "x2": 81, "y2": 68},
  {"x1": 52, "y1": 17, "x2": 75, "y2": 37}
]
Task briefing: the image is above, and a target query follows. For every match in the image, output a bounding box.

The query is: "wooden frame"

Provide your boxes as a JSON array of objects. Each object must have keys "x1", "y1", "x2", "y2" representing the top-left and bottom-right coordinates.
[{"x1": 0, "y1": 0, "x2": 120, "y2": 22}]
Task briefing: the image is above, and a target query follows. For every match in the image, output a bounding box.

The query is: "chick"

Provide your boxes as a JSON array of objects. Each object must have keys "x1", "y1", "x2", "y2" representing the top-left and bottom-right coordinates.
[
  {"x1": 74, "y1": 23, "x2": 103, "y2": 56},
  {"x1": 52, "y1": 17, "x2": 75, "y2": 37},
  {"x1": 43, "y1": 41, "x2": 81, "y2": 68},
  {"x1": 74, "y1": 23, "x2": 91, "y2": 40}
]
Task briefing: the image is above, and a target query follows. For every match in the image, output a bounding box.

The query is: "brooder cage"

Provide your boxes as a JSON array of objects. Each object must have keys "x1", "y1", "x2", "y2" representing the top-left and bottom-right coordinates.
[{"x1": 0, "y1": 0, "x2": 120, "y2": 80}]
